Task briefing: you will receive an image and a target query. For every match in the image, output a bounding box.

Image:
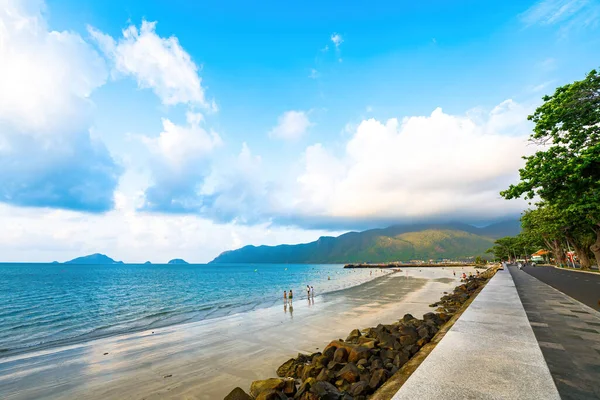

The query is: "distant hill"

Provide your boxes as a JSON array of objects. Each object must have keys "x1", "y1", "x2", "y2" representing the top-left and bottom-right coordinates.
[
  {"x1": 65, "y1": 253, "x2": 123, "y2": 264},
  {"x1": 168, "y1": 259, "x2": 189, "y2": 264},
  {"x1": 210, "y1": 220, "x2": 520, "y2": 264}
]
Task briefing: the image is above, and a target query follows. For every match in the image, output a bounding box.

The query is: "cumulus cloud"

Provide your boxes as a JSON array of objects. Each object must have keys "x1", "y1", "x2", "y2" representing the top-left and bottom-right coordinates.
[
  {"x1": 141, "y1": 112, "x2": 222, "y2": 212},
  {"x1": 199, "y1": 143, "x2": 275, "y2": 224},
  {"x1": 288, "y1": 101, "x2": 534, "y2": 228},
  {"x1": 269, "y1": 110, "x2": 312, "y2": 140},
  {"x1": 0, "y1": 0, "x2": 120, "y2": 212},
  {"x1": 149, "y1": 99, "x2": 535, "y2": 230},
  {"x1": 88, "y1": 20, "x2": 213, "y2": 109}
]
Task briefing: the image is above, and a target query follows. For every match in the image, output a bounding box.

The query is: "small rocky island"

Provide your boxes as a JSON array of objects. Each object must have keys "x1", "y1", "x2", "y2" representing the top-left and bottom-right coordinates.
[
  {"x1": 168, "y1": 259, "x2": 189, "y2": 264},
  {"x1": 64, "y1": 253, "x2": 124, "y2": 264}
]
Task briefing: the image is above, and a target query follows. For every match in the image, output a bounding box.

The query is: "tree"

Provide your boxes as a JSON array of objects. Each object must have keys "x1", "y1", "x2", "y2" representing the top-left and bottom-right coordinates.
[
  {"x1": 501, "y1": 68, "x2": 600, "y2": 266},
  {"x1": 521, "y1": 206, "x2": 567, "y2": 266},
  {"x1": 486, "y1": 236, "x2": 519, "y2": 261}
]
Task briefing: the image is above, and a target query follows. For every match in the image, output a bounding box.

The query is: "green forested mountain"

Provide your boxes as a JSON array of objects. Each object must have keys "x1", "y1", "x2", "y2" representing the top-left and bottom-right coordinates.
[{"x1": 209, "y1": 221, "x2": 519, "y2": 264}]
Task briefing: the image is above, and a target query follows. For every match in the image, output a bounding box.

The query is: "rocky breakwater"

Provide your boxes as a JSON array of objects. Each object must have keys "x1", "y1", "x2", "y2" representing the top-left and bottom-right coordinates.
[{"x1": 225, "y1": 271, "x2": 494, "y2": 400}]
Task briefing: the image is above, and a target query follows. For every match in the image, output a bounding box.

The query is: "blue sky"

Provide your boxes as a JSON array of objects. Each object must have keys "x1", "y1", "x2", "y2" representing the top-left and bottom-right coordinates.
[{"x1": 1, "y1": 0, "x2": 599, "y2": 262}]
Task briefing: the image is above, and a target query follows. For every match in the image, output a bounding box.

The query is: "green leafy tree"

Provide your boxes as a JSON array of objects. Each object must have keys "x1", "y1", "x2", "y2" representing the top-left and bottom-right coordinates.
[
  {"x1": 502, "y1": 69, "x2": 600, "y2": 267},
  {"x1": 486, "y1": 236, "x2": 519, "y2": 261},
  {"x1": 520, "y1": 206, "x2": 567, "y2": 266}
]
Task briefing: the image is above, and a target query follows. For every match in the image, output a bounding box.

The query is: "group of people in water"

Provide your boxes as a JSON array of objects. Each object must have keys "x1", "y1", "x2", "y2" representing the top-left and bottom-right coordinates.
[{"x1": 283, "y1": 285, "x2": 315, "y2": 304}]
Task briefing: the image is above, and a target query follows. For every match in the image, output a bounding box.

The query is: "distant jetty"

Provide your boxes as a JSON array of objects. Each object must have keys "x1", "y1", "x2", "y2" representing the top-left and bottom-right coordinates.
[{"x1": 344, "y1": 262, "x2": 477, "y2": 268}]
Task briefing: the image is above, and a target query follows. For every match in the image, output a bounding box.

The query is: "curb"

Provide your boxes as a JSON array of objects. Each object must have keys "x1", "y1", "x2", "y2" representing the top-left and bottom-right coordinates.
[
  {"x1": 369, "y1": 267, "x2": 498, "y2": 400},
  {"x1": 549, "y1": 265, "x2": 600, "y2": 276}
]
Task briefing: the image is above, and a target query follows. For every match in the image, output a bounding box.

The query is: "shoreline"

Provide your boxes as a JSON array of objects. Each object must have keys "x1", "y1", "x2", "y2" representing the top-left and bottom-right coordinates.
[
  {"x1": 0, "y1": 266, "x2": 393, "y2": 360},
  {"x1": 232, "y1": 267, "x2": 496, "y2": 399},
  {"x1": 0, "y1": 266, "x2": 478, "y2": 400}
]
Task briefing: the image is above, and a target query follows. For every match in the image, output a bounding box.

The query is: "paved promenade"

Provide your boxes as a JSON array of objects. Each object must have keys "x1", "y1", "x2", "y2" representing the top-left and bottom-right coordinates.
[
  {"x1": 521, "y1": 265, "x2": 600, "y2": 311},
  {"x1": 392, "y1": 268, "x2": 560, "y2": 400},
  {"x1": 510, "y1": 266, "x2": 600, "y2": 399}
]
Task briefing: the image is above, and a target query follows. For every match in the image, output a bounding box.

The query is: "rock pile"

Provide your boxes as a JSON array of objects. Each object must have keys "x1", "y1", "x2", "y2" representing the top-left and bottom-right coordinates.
[
  {"x1": 225, "y1": 272, "x2": 492, "y2": 400},
  {"x1": 429, "y1": 272, "x2": 493, "y2": 314}
]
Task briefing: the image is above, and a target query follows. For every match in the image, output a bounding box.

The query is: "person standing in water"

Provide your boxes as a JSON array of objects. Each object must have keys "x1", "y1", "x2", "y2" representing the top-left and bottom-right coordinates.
[
  {"x1": 306, "y1": 285, "x2": 311, "y2": 299},
  {"x1": 283, "y1": 290, "x2": 287, "y2": 304},
  {"x1": 289, "y1": 289, "x2": 293, "y2": 303},
  {"x1": 310, "y1": 286, "x2": 314, "y2": 298}
]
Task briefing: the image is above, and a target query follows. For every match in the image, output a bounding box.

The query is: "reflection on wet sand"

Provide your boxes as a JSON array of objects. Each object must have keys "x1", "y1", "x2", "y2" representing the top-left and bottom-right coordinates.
[{"x1": 0, "y1": 267, "x2": 478, "y2": 400}]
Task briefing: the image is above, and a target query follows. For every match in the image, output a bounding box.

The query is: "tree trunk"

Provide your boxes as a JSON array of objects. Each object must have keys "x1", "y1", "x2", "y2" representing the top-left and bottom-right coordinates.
[
  {"x1": 551, "y1": 239, "x2": 567, "y2": 267},
  {"x1": 590, "y1": 225, "x2": 600, "y2": 268},
  {"x1": 568, "y1": 236, "x2": 591, "y2": 270}
]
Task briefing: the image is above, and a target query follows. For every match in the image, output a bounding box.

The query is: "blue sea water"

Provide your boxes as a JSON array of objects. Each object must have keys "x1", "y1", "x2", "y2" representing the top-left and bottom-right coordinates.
[{"x1": 0, "y1": 263, "x2": 378, "y2": 356}]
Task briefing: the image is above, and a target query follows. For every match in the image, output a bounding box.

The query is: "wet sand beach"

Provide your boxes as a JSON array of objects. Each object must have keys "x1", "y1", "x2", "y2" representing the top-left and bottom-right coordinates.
[{"x1": 0, "y1": 267, "x2": 477, "y2": 400}]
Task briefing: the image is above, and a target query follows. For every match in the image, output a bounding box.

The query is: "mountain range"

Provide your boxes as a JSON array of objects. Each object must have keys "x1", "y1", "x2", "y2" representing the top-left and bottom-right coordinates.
[{"x1": 210, "y1": 220, "x2": 520, "y2": 264}]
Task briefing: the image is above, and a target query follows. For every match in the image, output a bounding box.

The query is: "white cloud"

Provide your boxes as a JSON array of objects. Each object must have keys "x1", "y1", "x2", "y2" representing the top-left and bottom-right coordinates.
[
  {"x1": 0, "y1": 0, "x2": 120, "y2": 212},
  {"x1": 0, "y1": 0, "x2": 107, "y2": 133},
  {"x1": 0, "y1": 202, "x2": 339, "y2": 263},
  {"x1": 269, "y1": 110, "x2": 312, "y2": 140},
  {"x1": 331, "y1": 33, "x2": 343, "y2": 48},
  {"x1": 198, "y1": 143, "x2": 276, "y2": 224},
  {"x1": 309, "y1": 68, "x2": 319, "y2": 79},
  {"x1": 143, "y1": 112, "x2": 222, "y2": 171},
  {"x1": 88, "y1": 20, "x2": 213, "y2": 108},
  {"x1": 141, "y1": 112, "x2": 222, "y2": 212},
  {"x1": 139, "y1": 100, "x2": 535, "y2": 229},
  {"x1": 521, "y1": 0, "x2": 600, "y2": 32},
  {"x1": 288, "y1": 100, "x2": 535, "y2": 226}
]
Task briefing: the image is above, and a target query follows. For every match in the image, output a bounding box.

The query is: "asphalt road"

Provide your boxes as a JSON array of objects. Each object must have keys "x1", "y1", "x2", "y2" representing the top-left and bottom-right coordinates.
[{"x1": 521, "y1": 265, "x2": 600, "y2": 311}]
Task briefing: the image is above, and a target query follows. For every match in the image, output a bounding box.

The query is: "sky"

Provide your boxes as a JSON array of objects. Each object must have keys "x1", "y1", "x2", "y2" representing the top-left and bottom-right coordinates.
[{"x1": 1, "y1": 0, "x2": 599, "y2": 263}]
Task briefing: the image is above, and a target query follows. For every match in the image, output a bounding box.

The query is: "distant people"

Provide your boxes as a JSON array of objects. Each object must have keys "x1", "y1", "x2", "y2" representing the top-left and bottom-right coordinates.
[
  {"x1": 289, "y1": 289, "x2": 293, "y2": 303},
  {"x1": 284, "y1": 290, "x2": 287, "y2": 303},
  {"x1": 307, "y1": 285, "x2": 311, "y2": 298},
  {"x1": 310, "y1": 286, "x2": 314, "y2": 298}
]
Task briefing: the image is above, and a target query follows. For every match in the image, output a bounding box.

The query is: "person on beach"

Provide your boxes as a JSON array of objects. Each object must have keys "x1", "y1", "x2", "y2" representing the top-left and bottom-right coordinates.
[
  {"x1": 307, "y1": 285, "x2": 310, "y2": 298},
  {"x1": 310, "y1": 286, "x2": 314, "y2": 298},
  {"x1": 284, "y1": 290, "x2": 287, "y2": 303},
  {"x1": 289, "y1": 289, "x2": 293, "y2": 303}
]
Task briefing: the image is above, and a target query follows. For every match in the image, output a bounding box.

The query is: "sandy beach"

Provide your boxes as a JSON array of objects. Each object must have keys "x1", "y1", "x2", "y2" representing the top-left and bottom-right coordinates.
[{"x1": 0, "y1": 267, "x2": 477, "y2": 400}]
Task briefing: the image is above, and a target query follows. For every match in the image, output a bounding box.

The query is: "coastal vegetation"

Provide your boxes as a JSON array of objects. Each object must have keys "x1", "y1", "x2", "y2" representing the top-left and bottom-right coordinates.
[
  {"x1": 490, "y1": 69, "x2": 600, "y2": 270},
  {"x1": 211, "y1": 222, "x2": 519, "y2": 264}
]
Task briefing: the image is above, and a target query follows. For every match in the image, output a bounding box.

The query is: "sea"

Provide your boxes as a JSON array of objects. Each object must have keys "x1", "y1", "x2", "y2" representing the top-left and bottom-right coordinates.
[{"x1": 0, "y1": 263, "x2": 382, "y2": 356}]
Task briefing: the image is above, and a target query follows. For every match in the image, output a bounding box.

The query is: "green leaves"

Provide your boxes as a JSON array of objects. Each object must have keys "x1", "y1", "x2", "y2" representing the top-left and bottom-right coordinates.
[
  {"x1": 502, "y1": 67, "x2": 600, "y2": 224},
  {"x1": 501, "y1": 68, "x2": 600, "y2": 267}
]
